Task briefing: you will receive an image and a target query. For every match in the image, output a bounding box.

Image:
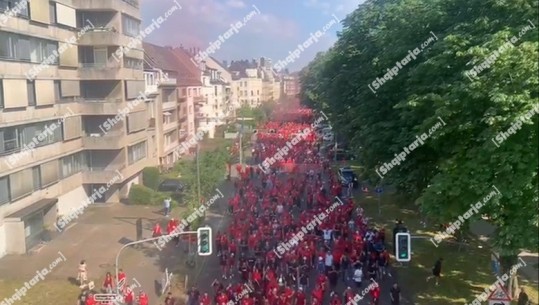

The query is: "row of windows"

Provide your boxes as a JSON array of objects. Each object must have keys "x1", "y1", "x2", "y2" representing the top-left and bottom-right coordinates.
[
  {"x1": 0, "y1": 79, "x2": 61, "y2": 110},
  {"x1": 0, "y1": 119, "x2": 63, "y2": 156},
  {"x1": 0, "y1": 31, "x2": 58, "y2": 64},
  {"x1": 122, "y1": 14, "x2": 140, "y2": 37},
  {"x1": 239, "y1": 90, "x2": 260, "y2": 97},
  {"x1": 0, "y1": 151, "x2": 86, "y2": 206}
]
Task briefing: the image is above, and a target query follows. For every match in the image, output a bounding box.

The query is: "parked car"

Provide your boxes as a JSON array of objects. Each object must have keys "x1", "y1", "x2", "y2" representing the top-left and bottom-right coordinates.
[
  {"x1": 158, "y1": 179, "x2": 185, "y2": 193},
  {"x1": 338, "y1": 167, "x2": 359, "y2": 188},
  {"x1": 158, "y1": 179, "x2": 186, "y2": 204}
]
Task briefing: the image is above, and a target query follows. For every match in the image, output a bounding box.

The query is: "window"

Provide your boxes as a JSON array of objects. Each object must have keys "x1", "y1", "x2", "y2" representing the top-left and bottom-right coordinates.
[
  {"x1": 61, "y1": 152, "x2": 86, "y2": 178},
  {"x1": 0, "y1": 80, "x2": 3, "y2": 109},
  {"x1": 0, "y1": 31, "x2": 58, "y2": 63},
  {"x1": 124, "y1": 57, "x2": 142, "y2": 69},
  {"x1": 32, "y1": 166, "x2": 41, "y2": 191},
  {"x1": 251, "y1": 90, "x2": 254, "y2": 96},
  {"x1": 17, "y1": 120, "x2": 62, "y2": 150},
  {"x1": 0, "y1": 127, "x2": 18, "y2": 155},
  {"x1": 9, "y1": 168, "x2": 33, "y2": 200},
  {"x1": 54, "y1": 80, "x2": 61, "y2": 101},
  {"x1": 49, "y1": 1, "x2": 56, "y2": 23},
  {"x1": 16, "y1": 36, "x2": 30, "y2": 61},
  {"x1": 122, "y1": 14, "x2": 140, "y2": 37},
  {"x1": 27, "y1": 81, "x2": 36, "y2": 106},
  {"x1": 0, "y1": 176, "x2": 9, "y2": 205},
  {"x1": 257, "y1": 90, "x2": 259, "y2": 95},
  {"x1": 214, "y1": 86, "x2": 218, "y2": 96},
  {"x1": 0, "y1": 0, "x2": 29, "y2": 18},
  {"x1": 128, "y1": 141, "x2": 146, "y2": 164},
  {"x1": 182, "y1": 88, "x2": 186, "y2": 96}
]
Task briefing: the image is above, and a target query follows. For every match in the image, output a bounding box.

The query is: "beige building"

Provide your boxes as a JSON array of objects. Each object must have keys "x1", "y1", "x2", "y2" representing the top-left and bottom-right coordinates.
[
  {"x1": 229, "y1": 58, "x2": 281, "y2": 108},
  {"x1": 0, "y1": 0, "x2": 155, "y2": 256},
  {"x1": 143, "y1": 43, "x2": 188, "y2": 170}
]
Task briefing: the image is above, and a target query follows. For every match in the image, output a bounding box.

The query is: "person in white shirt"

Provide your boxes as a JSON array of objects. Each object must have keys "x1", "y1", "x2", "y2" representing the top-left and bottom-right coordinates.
[
  {"x1": 323, "y1": 229, "x2": 333, "y2": 246},
  {"x1": 325, "y1": 252, "x2": 333, "y2": 274},
  {"x1": 276, "y1": 203, "x2": 284, "y2": 214},
  {"x1": 353, "y1": 266, "x2": 363, "y2": 288}
]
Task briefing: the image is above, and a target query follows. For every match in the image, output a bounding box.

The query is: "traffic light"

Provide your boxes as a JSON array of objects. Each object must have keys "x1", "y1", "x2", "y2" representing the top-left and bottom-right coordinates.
[
  {"x1": 197, "y1": 227, "x2": 212, "y2": 256},
  {"x1": 395, "y1": 232, "x2": 411, "y2": 262}
]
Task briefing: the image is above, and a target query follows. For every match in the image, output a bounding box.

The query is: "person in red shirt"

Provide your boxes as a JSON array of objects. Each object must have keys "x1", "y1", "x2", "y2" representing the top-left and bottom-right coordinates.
[
  {"x1": 117, "y1": 269, "x2": 126, "y2": 291},
  {"x1": 200, "y1": 292, "x2": 211, "y2": 305},
  {"x1": 102, "y1": 272, "x2": 113, "y2": 294},
  {"x1": 152, "y1": 222, "x2": 162, "y2": 237},
  {"x1": 311, "y1": 286, "x2": 324, "y2": 304},
  {"x1": 329, "y1": 292, "x2": 342, "y2": 305},
  {"x1": 295, "y1": 287, "x2": 307, "y2": 305},
  {"x1": 124, "y1": 287, "x2": 134, "y2": 305},
  {"x1": 85, "y1": 293, "x2": 96, "y2": 305},
  {"x1": 343, "y1": 286, "x2": 355, "y2": 304},
  {"x1": 370, "y1": 281, "x2": 381, "y2": 305},
  {"x1": 216, "y1": 291, "x2": 229, "y2": 305},
  {"x1": 137, "y1": 291, "x2": 149, "y2": 305}
]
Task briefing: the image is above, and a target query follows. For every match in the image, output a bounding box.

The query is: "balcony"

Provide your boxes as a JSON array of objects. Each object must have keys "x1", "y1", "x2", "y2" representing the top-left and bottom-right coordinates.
[
  {"x1": 158, "y1": 78, "x2": 177, "y2": 86},
  {"x1": 194, "y1": 96, "x2": 206, "y2": 105},
  {"x1": 82, "y1": 167, "x2": 125, "y2": 184},
  {"x1": 78, "y1": 98, "x2": 123, "y2": 115},
  {"x1": 162, "y1": 101, "x2": 176, "y2": 110},
  {"x1": 162, "y1": 121, "x2": 177, "y2": 132},
  {"x1": 79, "y1": 61, "x2": 120, "y2": 79},
  {"x1": 78, "y1": 29, "x2": 129, "y2": 46},
  {"x1": 72, "y1": 0, "x2": 139, "y2": 17},
  {"x1": 82, "y1": 132, "x2": 125, "y2": 150}
]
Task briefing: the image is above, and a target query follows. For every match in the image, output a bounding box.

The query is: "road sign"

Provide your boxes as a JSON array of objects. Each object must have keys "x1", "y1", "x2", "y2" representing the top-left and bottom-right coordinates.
[
  {"x1": 94, "y1": 294, "x2": 122, "y2": 304},
  {"x1": 488, "y1": 285, "x2": 511, "y2": 302}
]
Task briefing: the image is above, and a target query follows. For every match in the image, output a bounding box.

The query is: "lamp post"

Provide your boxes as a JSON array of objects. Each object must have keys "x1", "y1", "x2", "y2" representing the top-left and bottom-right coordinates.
[{"x1": 196, "y1": 143, "x2": 202, "y2": 215}]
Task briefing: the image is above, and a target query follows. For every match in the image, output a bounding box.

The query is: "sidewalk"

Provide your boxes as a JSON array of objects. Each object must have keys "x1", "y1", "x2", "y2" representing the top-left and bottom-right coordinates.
[
  {"x1": 0, "y1": 202, "x2": 185, "y2": 304},
  {"x1": 470, "y1": 220, "x2": 539, "y2": 284}
]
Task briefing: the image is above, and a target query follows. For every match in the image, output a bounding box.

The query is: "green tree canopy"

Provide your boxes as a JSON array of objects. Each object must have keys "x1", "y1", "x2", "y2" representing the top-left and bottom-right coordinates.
[{"x1": 301, "y1": 0, "x2": 538, "y2": 258}]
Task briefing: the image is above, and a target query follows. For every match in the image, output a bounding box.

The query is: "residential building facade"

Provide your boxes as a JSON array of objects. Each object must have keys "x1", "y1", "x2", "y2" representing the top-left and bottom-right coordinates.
[
  {"x1": 283, "y1": 73, "x2": 301, "y2": 96},
  {"x1": 229, "y1": 58, "x2": 281, "y2": 108},
  {"x1": 143, "y1": 42, "x2": 186, "y2": 170},
  {"x1": 0, "y1": 0, "x2": 155, "y2": 256}
]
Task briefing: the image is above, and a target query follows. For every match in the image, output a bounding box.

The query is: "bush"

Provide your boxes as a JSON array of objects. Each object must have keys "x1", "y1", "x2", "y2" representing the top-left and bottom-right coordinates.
[
  {"x1": 128, "y1": 184, "x2": 154, "y2": 205},
  {"x1": 142, "y1": 167, "x2": 160, "y2": 190}
]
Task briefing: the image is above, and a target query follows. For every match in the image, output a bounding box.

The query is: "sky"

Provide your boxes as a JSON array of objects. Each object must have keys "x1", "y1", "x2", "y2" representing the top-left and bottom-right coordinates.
[{"x1": 140, "y1": 0, "x2": 362, "y2": 72}]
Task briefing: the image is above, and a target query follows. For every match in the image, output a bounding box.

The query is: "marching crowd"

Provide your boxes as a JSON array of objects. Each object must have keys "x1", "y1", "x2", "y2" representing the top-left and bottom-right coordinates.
[{"x1": 184, "y1": 108, "x2": 402, "y2": 305}]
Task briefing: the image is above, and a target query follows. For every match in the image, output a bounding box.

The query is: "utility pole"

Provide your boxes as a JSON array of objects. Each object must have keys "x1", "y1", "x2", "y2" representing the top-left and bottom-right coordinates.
[
  {"x1": 239, "y1": 115, "x2": 243, "y2": 165},
  {"x1": 196, "y1": 143, "x2": 202, "y2": 215},
  {"x1": 115, "y1": 232, "x2": 196, "y2": 295}
]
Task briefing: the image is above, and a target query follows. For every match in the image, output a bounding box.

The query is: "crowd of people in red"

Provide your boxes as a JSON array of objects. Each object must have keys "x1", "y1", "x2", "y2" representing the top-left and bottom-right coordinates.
[{"x1": 184, "y1": 108, "x2": 399, "y2": 305}]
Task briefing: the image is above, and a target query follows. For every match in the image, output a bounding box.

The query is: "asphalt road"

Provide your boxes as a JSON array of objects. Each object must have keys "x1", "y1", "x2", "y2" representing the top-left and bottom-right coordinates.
[{"x1": 187, "y1": 164, "x2": 406, "y2": 305}]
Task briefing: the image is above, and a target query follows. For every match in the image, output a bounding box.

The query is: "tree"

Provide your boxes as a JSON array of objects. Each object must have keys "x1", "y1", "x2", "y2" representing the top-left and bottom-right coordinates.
[{"x1": 300, "y1": 0, "x2": 538, "y2": 268}]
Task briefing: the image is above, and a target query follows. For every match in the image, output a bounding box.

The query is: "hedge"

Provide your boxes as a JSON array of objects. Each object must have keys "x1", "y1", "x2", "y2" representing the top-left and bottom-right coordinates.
[{"x1": 142, "y1": 167, "x2": 160, "y2": 190}]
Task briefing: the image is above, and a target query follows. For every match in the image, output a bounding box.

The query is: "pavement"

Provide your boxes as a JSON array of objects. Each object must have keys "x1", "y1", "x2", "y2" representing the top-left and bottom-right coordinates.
[{"x1": 0, "y1": 199, "x2": 206, "y2": 304}]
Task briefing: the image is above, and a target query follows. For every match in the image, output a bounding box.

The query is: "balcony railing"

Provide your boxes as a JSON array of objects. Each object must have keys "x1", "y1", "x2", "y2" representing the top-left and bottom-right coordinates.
[{"x1": 80, "y1": 61, "x2": 120, "y2": 69}]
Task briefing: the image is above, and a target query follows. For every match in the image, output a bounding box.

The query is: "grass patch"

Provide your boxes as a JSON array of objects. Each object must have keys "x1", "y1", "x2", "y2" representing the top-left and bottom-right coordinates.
[
  {"x1": 357, "y1": 191, "x2": 539, "y2": 305},
  {"x1": 0, "y1": 279, "x2": 80, "y2": 305}
]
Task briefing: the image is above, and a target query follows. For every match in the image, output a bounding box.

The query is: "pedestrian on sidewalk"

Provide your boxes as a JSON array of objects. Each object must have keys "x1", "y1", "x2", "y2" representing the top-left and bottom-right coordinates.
[
  {"x1": 426, "y1": 257, "x2": 443, "y2": 286},
  {"x1": 390, "y1": 283, "x2": 401, "y2": 305},
  {"x1": 102, "y1": 272, "x2": 113, "y2": 294},
  {"x1": 77, "y1": 260, "x2": 88, "y2": 287},
  {"x1": 352, "y1": 265, "x2": 363, "y2": 289},
  {"x1": 163, "y1": 197, "x2": 171, "y2": 217}
]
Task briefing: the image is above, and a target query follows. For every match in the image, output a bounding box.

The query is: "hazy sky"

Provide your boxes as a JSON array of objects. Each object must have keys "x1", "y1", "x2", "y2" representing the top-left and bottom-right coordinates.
[{"x1": 140, "y1": 0, "x2": 362, "y2": 72}]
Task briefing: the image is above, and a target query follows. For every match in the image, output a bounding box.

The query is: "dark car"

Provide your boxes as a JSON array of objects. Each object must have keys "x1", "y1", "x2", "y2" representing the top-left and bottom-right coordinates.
[
  {"x1": 338, "y1": 167, "x2": 359, "y2": 188},
  {"x1": 158, "y1": 179, "x2": 186, "y2": 204},
  {"x1": 158, "y1": 179, "x2": 185, "y2": 193}
]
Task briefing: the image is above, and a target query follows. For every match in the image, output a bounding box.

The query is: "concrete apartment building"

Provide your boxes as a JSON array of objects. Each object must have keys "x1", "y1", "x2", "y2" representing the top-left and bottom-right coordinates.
[
  {"x1": 0, "y1": 0, "x2": 155, "y2": 256},
  {"x1": 229, "y1": 58, "x2": 281, "y2": 108}
]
